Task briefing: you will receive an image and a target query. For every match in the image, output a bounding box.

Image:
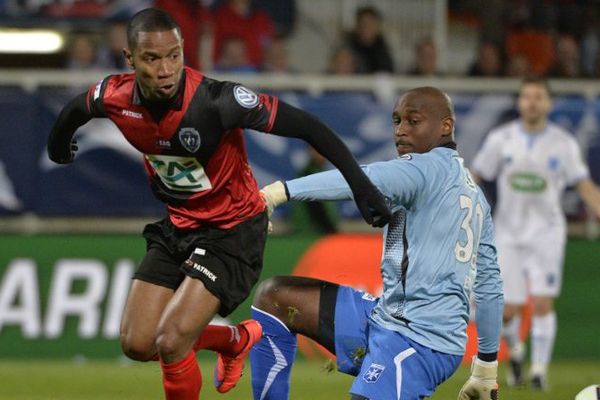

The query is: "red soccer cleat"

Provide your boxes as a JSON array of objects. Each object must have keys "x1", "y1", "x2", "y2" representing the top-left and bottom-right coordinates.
[{"x1": 214, "y1": 319, "x2": 263, "y2": 393}]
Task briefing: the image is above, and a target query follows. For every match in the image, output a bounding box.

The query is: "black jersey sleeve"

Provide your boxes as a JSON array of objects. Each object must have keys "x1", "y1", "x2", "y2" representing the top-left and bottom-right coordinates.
[
  {"x1": 47, "y1": 92, "x2": 92, "y2": 164},
  {"x1": 270, "y1": 101, "x2": 392, "y2": 228},
  {"x1": 217, "y1": 82, "x2": 279, "y2": 132},
  {"x1": 47, "y1": 77, "x2": 113, "y2": 164}
]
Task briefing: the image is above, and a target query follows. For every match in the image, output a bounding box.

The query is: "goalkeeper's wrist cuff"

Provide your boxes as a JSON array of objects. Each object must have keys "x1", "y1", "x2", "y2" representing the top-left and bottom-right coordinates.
[
  {"x1": 471, "y1": 356, "x2": 498, "y2": 380},
  {"x1": 477, "y1": 352, "x2": 497, "y2": 362},
  {"x1": 262, "y1": 180, "x2": 288, "y2": 207}
]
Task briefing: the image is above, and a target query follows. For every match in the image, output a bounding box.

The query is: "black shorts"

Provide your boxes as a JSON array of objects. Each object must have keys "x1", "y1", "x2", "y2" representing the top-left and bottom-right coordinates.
[{"x1": 135, "y1": 211, "x2": 268, "y2": 317}]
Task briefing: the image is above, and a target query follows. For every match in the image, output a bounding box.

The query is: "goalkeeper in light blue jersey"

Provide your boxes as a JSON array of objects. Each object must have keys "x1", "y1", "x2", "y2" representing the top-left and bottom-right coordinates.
[{"x1": 250, "y1": 87, "x2": 504, "y2": 400}]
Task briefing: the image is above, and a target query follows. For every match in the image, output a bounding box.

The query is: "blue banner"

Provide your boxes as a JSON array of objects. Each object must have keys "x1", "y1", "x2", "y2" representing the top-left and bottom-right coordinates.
[{"x1": 1, "y1": 87, "x2": 599, "y2": 217}]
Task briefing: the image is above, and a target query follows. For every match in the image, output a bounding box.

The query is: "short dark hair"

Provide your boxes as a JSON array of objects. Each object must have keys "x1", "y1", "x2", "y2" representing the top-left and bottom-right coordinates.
[
  {"x1": 356, "y1": 5, "x2": 381, "y2": 21},
  {"x1": 520, "y1": 76, "x2": 552, "y2": 97},
  {"x1": 127, "y1": 8, "x2": 181, "y2": 49}
]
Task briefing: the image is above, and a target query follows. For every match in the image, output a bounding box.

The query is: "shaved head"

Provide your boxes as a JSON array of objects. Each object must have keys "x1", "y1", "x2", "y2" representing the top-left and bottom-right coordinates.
[
  {"x1": 392, "y1": 86, "x2": 456, "y2": 155},
  {"x1": 400, "y1": 86, "x2": 455, "y2": 121}
]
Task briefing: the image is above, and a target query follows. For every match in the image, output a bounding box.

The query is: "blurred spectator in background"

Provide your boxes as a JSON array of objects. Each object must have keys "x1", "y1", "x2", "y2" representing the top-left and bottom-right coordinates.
[
  {"x1": 468, "y1": 40, "x2": 503, "y2": 77},
  {"x1": 213, "y1": 0, "x2": 275, "y2": 69},
  {"x1": 41, "y1": 0, "x2": 108, "y2": 17},
  {"x1": 66, "y1": 33, "x2": 99, "y2": 70},
  {"x1": 344, "y1": 5, "x2": 394, "y2": 74},
  {"x1": 505, "y1": 54, "x2": 531, "y2": 77},
  {"x1": 505, "y1": 29, "x2": 553, "y2": 76},
  {"x1": 547, "y1": 34, "x2": 581, "y2": 78},
  {"x1": 96, "y1": 20, "x2": 129, "y2": 70},
  {"x1": 580, "y1": 8, "x2": 600, "y2": 78},
  {"x1": 291, "y1": 147, "x2": 338, "y2": 235},
  {"x1": 407, "y1": 37, "x2": 440, "y2": 76},
  {"x1": 154, "y1": 0, "x2": 211, "y2": 70},
  {"x1": 253, "y1": 0, "x2": 297, "y2": 37},
  {"x1": 214, "y1": 36, "x2": 257, "y2": 73},
  {"x1": 261, "y1": 37, "x2": 294, "y2": 74},
  {"x1": 327, "y1": 45, "x2": 357, "y2": 75}
]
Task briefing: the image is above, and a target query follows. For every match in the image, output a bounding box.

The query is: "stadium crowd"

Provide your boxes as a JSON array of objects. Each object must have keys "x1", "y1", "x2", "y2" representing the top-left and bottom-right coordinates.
[{"x1": 1, "y1": 0, "x2": 600, "y2": 78}]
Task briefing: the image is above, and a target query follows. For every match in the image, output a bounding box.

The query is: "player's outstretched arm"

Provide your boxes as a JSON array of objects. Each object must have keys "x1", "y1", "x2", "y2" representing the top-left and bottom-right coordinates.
[
  {"x1": 268, "y1": 101, "x2": 391, "y2": 227},
  {"x1": 577, "y1": 178, "x2": 600, "y2": 219},
  {"x1": 47, "y1": 92, "x2": 93, "y2": 164},
  {"x1": 458, "y1": 356, "x2": 498, "y2": 400}
]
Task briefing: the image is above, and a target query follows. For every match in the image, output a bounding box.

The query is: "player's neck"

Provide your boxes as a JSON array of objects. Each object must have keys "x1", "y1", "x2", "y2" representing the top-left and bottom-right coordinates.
[{"x1": 521, "y1": 119, "x2": 546, "y2": 133}]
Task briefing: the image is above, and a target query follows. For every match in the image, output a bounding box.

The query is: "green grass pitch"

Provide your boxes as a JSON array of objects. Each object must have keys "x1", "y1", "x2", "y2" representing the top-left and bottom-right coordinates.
[{"x1": 0, "y1": 357, "x2": 598, "y2": 399}]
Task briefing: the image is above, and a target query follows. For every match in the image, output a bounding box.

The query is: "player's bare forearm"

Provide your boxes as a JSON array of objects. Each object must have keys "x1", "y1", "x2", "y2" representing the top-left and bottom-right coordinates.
[
  {"x1": 577, "y1": 178, "x2": 600, "y2": 219},
  {"x1": 47, "y1": 92, "x2": 92, "y2": 164}
]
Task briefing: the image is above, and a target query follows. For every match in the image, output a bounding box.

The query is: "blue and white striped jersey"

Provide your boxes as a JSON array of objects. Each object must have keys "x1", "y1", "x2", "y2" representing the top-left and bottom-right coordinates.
[{"x1": 286, "y1": 147, "x2": 503, "y2": 355}]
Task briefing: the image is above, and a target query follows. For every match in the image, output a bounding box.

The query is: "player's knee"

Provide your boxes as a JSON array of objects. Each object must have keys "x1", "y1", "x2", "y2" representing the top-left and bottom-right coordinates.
[
  {"x1": 120, "y1": 334, "x2": 156, "y2": 361},
  {"x1": 253, "y1": 276, "x2": 287, "y2": 314},
  {"x1": 502, "y1": 304, "x2": 522, "y2": 321},
  {"x1": 155, "y1": 330, "x2": 182, "y2": 360},
  {"x1": 532, "y1": 298, "x2": 553, "y2": 315}
]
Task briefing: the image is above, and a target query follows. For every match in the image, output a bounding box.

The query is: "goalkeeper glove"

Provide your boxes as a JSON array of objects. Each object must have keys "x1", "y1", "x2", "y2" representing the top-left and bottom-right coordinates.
[
  {"x1": 457, "y1": 357, "x2": 498, "y2": 400},
  {"x1": 260, "y1": 181, "x2": 288, "y2": 233}
]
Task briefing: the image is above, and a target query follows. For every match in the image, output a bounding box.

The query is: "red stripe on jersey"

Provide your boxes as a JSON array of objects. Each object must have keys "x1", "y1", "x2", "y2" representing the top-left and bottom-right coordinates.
[
  {"x1": 267, "y1": 97, "x2": 279, "y2": 132},
  {"x1": 259, "y1": 94, "x2": 279, "y2": 132}
]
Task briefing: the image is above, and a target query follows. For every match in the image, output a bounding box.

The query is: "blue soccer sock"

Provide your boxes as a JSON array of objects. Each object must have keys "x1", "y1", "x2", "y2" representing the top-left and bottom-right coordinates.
[{"x1": 250, "y1": 306, "x2": 298, "y2": 400}]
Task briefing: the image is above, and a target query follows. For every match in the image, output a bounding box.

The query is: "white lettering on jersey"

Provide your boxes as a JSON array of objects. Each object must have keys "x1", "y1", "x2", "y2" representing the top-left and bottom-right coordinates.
[
  {"x1": 121, "y1": 109, "x2": 143, "y2": 119},
  {"x1": 145, "y1": 154, "x2": 212, "y2": 192}
]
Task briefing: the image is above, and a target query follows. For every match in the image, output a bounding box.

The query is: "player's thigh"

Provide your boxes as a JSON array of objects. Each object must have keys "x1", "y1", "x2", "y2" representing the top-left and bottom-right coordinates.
[
  {"x1": 349, "y1": 325, "x2": 461, "y2": 400},
  {"x1": 529, "y1": 237, "x2": 565, "y2": 299},
  {"x1": 496, "y1": 239, "x2": 528, "y2": 305},
  {"x1": 120, "y1": 279, "x2": 174, "y2": 358},
  {"x1": 121, "y1": 245, "x2": 181, "y2": 357},
  {"x1": 333, "y1": 286, "x2": 377, "y2": 375},
  {"x1": 156, "y1": 275, "x2": 221, "y2": 350}
]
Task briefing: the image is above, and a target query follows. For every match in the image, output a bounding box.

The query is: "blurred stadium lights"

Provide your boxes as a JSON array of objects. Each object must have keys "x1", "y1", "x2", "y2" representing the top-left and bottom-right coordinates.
[{"x1": 0, "y1": 29, "x2": 64, "y2": 53}]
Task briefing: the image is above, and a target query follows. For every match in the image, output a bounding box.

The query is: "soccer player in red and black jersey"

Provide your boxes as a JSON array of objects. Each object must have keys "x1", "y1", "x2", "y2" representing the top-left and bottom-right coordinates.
[{"x1": 47, "y1": 8, "x2": 391, "y2": 400}]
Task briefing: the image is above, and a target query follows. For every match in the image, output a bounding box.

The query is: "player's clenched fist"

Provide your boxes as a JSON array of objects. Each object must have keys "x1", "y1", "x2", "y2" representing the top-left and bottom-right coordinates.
[{"x1": 457, "y1": 357, "x2": 498, "y2": 400}]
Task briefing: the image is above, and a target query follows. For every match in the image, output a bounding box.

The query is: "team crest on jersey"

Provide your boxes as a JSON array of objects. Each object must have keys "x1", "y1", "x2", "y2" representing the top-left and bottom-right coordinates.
[
  {"x1": 399, "y1": 154, "x2": 412, "y2": 160},
  {"x1": 363, "y1": 363, "x2": 385, "y2": 383},
  {"x1": 233, "y1": 85, "x2": 259, "y2": 108},
  {"x1": 178, "y1": 128, "x2": 201, "y2": 153}
]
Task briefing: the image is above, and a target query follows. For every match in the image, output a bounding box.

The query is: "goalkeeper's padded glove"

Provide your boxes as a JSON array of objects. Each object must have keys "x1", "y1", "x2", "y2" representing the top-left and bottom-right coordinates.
[
  {"x1": 260, "y1": 181, "x2": 288, "y2": 233},
  {"x1": 457, "y1": 357, "x2": 498, "y2": 400}
]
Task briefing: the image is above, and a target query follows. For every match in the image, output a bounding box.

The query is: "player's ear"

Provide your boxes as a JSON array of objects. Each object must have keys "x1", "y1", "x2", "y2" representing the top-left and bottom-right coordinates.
[
  {"x1": 441, "y1": 116, "x2": 454, "y2": 137},
  {"x1": 123, "y1": 48, "x2": 135, "y2": 70}
]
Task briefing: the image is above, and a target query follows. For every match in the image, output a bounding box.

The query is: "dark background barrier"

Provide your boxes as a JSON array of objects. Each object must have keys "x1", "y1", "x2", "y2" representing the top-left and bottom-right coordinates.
[{"x1": 1, "y1": 88, "x2": 599, "y2": 219}]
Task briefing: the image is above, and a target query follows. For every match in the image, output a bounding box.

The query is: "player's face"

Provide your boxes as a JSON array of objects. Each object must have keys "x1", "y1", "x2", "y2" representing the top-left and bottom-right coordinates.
[
  {"x1": 518, "y1": 83, "x2": 552, "y2": 126},
  {"x1": 392, "y1": 92, "x2": 453, "y2": 155},
  {"x1": 125, "y1": 29, "x2": 184, "y2": 101}
]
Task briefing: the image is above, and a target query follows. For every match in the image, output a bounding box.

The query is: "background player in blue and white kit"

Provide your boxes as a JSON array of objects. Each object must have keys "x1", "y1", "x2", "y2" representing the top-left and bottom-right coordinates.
[
  {"x1": 252, "y1": 87, "x2": 504, "y2": 400},
  {"x1": 471, "y1": 77, "x2": 600, "y2": 390}
]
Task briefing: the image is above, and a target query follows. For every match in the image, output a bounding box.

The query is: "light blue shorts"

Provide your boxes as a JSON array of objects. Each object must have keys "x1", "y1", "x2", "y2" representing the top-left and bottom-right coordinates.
[{"x1": 334, "y1": 286, "x2": 462, "y2": 400}]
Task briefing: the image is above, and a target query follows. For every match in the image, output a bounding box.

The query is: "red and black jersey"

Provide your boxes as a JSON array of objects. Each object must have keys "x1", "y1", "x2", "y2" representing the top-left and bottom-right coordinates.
[{"x1": 85, "y1": 67, "x2": 279, "y2": 229}]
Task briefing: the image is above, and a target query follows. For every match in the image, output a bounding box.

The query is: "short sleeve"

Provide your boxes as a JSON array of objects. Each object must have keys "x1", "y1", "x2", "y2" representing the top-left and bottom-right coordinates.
[
  {"x1": 217, "y1": 82, "x2": 279, "y2": 132},
  {"x1": 563, "y1": 135, "x2": 590, "y2": 185},
  {"x1": 471, "y1": 130, "x2": 504, "y2": 181}
]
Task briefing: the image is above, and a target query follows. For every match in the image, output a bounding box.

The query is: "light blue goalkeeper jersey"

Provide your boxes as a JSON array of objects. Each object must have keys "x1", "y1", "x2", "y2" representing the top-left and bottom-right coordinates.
[{"x1": 286, "y1": 146, "x2": 503, "y2": 356}]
